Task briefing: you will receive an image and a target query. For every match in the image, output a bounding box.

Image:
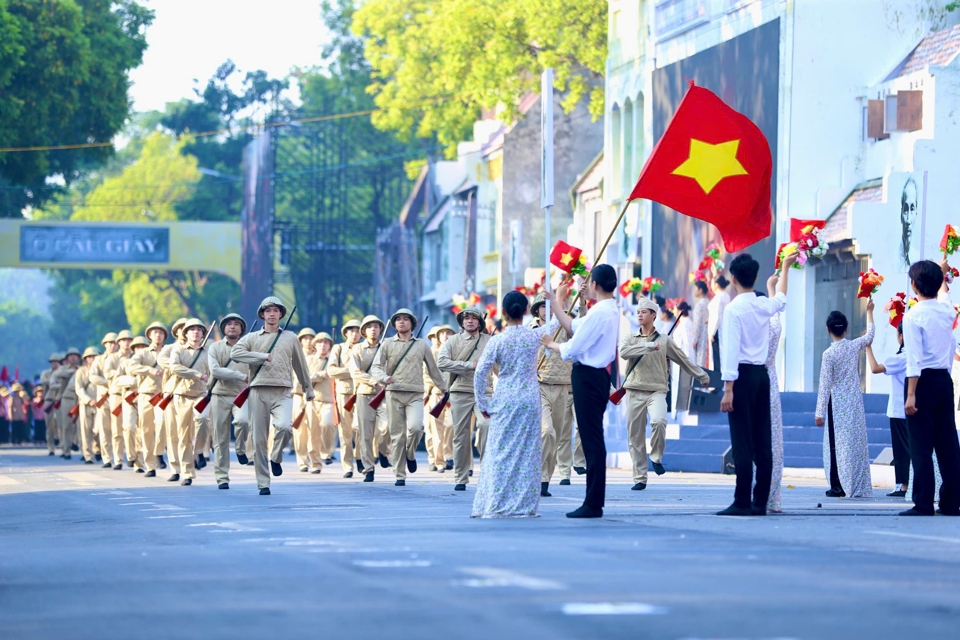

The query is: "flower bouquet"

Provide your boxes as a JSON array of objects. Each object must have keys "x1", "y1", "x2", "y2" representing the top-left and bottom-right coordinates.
[
  {"x1": 857, "y1": 268, "x2": 883, "y2": 299},
  {"x1": 450, "y1": 292, "x2": 481, "y2": 314},
  {"x1": 689, "y1": 269, "x2": 707, "y2": 284},
  {"x1": 619, "y1": 277, "x2": 643, "y2": 298},
  {"x1": 954, "y1": 303, "x2": 960, "y2": 331},
  {"x1": 776, "y1": 224, "x2": 829, "y2": 270},
  {"x1": 941, "y1": 224, "x2": 960, "y2": 257},
  {"x1": 883, "y1": 292, "x2": 908, "y2": 328},
  {"x1": 484, "y1": 302, "x2": 497, "y2": 319},
  {"x1": 946, "y1": 266, "x2": 959, "y2": 285},
  {"x1": 642, "y1": 276, "x2": 664, "y2": 295},
  {"x1": 704, "y1": 242, "x2": 725, "y2": 272}
]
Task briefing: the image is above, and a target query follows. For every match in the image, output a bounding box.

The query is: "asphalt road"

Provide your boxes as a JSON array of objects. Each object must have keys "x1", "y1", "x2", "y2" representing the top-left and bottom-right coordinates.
[{"x1": 1, "y1": 447, "x2": 959, "y2": 639}]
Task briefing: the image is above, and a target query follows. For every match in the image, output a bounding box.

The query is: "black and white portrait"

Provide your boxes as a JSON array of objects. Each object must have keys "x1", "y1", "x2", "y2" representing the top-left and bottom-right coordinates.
[{"x1": 900, "y1": 178, "x2": 919, "y2": 270}]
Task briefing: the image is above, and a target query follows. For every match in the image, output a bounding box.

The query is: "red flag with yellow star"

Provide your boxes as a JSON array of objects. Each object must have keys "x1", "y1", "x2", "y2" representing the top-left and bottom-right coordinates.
[
  {"x1": 628, "y1": 84, "x2": 772, "y2": 252},
  {"x1": 549, "y1": 240, "x2": 583, "y2": 273}
]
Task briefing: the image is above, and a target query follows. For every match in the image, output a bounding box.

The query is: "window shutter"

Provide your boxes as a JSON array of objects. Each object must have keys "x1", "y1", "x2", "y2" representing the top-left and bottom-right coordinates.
[
  {"x1": 897, "y1": 90, "x2": 923, "y2": 131},
  {"x1": 867, "y1": 100, "x2": 888, "y2": 139}
]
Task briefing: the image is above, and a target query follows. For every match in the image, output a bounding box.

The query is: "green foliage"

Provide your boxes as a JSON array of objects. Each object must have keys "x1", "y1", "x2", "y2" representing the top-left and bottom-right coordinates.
[
  {"x1": 0, "y1": 0, "x2": 153, "y2": 216},
  {"x1": 0, "y1": 299, "x2": 58, "y2": 379},
  {"x1": 353, "y1": 0, "x2": 607, "y2": 154}
]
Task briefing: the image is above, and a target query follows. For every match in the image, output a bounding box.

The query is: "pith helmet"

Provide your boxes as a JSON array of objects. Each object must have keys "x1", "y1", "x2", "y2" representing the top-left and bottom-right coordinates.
[
  {"x1": 297, "y1": 327, "x2": 317, "y2": 340},
  {"x1": 49, "y1": 353, "x2": 62, "y2": 362},
  {"x1": 182, "y1": 318, "x2": 208, "y2": 338},
  {"x1": 65, "y1": 347, "x2": 81, "y2": 357},
  {"x1": 82, "y1": 347, "x2": 100, "y2": 359},
  {"x1": 258, "y1": 296, "x2": 287, "y2": 319},
  {"x1": 219, "y1": 313, "x2": 247, "y2": 336},
  {"x1": 101, "y1": 332, "x2": 118, "y2": 345},
  {"x1": 131, "y1": 336, "x2": 149, "y2": 349},
  {"x1": 313, "y1": 332, "x2": 334, "y2": 346},
  {"x1": 456, "y1": 306, "x2": 484, "y2": 328},
  {"x1": 340, "y1": 318, "x2": 361, "y2": 338},
  {"x1": 436, "y1": 324, "x2": 455, "y2": 337},
  {"x1": 116, "y1": 330, "x2": 134, "y2": 341},
  {"x1": 144, "y1": 321, "x2": 168, "y2": 342},
  {"x1": 530, "y1": 293, "x2": 546, "y2": 316},
  {"x1": 360, "y1": 315, "x2": 384, "y2": 335},
  {"x1": 11, "y1": 382, "x2": 24, "y2": 392},
  {"x1": 389, "y1": 308, "x2": 418, "y2": 330},
  {"x1": 427, "y1": 326, "x2": 439, "y2": 340},
  {"x1": 171, "y1": 317, "x2": 188, "y2": 338}
]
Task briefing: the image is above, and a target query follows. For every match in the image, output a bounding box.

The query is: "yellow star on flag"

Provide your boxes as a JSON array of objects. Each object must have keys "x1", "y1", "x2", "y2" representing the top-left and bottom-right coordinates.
[
  {"x1": 671, "y1": 139, "x2": 748, "y2": 194},
  {"x1": 560, "y1": 252, "x2": 573, "y2": 265}
]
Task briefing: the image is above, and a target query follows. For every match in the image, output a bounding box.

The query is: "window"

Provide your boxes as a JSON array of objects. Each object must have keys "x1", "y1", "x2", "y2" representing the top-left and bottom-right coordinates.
[
  {"x1": 623, "y1": 98, "x2": 634, "y2": 198},
  {"x1": 610, "y1": 104, "x2": 622, "y2": 197}
]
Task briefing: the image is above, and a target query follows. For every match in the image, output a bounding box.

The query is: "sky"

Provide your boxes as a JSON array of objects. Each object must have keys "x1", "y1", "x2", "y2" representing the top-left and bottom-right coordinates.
[{"x1": 127, "y1": 0, "x2": 331, "y2": 114}]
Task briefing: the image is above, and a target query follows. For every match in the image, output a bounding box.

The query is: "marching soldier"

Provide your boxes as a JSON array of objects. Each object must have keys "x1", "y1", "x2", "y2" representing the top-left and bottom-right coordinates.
[
  {"x1": 207, "y1": 313, "x2": 250, "y2": 490},
  {"x1": 305, "y1": 332, "x2": 338, "y2": 474},
  {"x1": 169, "y1": 318, "x2": 211, "y2": 486},
  {"x1": 437, "y1": 308, "x2": 492, "y2": 491},
  {"x1": 74, "y1": 347, "x2": 101, "y2": 463},
  {"x1": 372, "y1": 309, "x2": 446, "y2": 486},
  {"x1": 88, "y1": 334, "x2": 117, "y2": 467},
  {"x1": 328, "y1": 319, "x2": 361, "y2": 475},
  {"x1": 40, "y1": 353, "x2": 61, "y2": 456},
  {"x1": 118, "y1": 334, "x2": 149, "y2": 472},
  {"x1": 349, "y1": 315, "x2": 391, "y2": 482},
  {"x1": 129, "y1": 322, "x2": 168, "y2": 476},
  {"x1": 109, "y1": 330, "x2": 137, "y2": 468},
  {"x1": 53, "y1": 348, "x2": 81, "y2": 459},
  {"x1": 293, "y1": 327, "x2": 318, "y2": 472},
  {"x1": 231, "y1": 297, "x2": 314, "y2": 495},
  {"x1": 423, "y1": 326, "x2": 443, "y2": 471},
  {"x1": 158, "y1": 318, "x2": 188, "y2": 480},
  {"x1": 436, "y1": 326, "x2": 456, "y2": 470}
]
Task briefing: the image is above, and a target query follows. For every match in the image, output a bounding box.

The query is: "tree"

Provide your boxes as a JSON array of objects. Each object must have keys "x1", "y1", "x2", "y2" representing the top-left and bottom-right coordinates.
[
  {"x1": 0, "y1": 0, "x2": 153, "y2": 217},
  {"x1": 0, "y1": 300, "x2": 58, "y2": 379},
  {"x1": 352, "y1": 0, "x2": 606, "y2": 153}
]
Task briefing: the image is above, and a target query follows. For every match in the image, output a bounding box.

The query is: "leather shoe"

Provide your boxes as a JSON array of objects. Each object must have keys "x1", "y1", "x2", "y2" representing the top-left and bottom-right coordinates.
[
  {"x1": 196, "y1": 454, "x2": 207, "y2": 469},
  {"x1": 751, "y1": 504, "x2": 767, "y2": 516},
  {"x1": 84, "y1": 460, "x2": 94, "y2": 465},
  {"x1": 145, "y1": 470, "x2": 156, "y2": 478},
  {"x1": 631, "y1": 482, "x2": 646, "y2": 491},
  {"x1": 454, "y1": 484, "x2": 466, "y2": 491},
  {"x1": 136, "y1": 468, "x2": 145, "y2": 474},
  {"x1": 395, "y1": 479, "x2": 405, "y2": 487},
  {"x1": 180, "y1": 478, "x2": 192, "y2": 486},
  {"x1": 651, "y1": 461, "x2": 666, "y2": 476},
  {"x1": 378, "y1": 453, "x2": 391, "y2": 468},
  {"x1": 900, "y1": 507, "x2": 934, "y2": 516},
  {"x1": 407, "y1": 458, "x2": 417, "y2": 473},
  {"x1": 429, "y1": 464, "x2": 437, "y2": 472},
  {"x1": 936, "y1": 507, "x2": 960, "y2": 516},
  {"x1": 95, "y1": 454, "x2": 102, "y2": 462},
  {"x1": 566, "y1": 505, "x2": 602, "y2": 518},
  {"x1": 559, "y1": 479, "x2": 571, "y2": 486},
  {"x1": 167, "y1": 474, "x2": 180, "y2": 482},
  {"x1": 343, "y1": 471, "x2": 353, "y2": 478},
  {"x1": 259, "y1": 487, "x2": 271, "y2": 495},
  {"x1": 574, "y1": 466, "x2": 587, "y2": 475},
  {"x1": 299, "y1": 467, "x2": 309, "y2": 473},
  {"x1": 158, "y1": 456, "x2": 167, "y2": 470},
  {"x1": 886, "y1": 489, "x2": 907, "y2": 497},
  {"x1": 825, "y1": 488, "x2": 846, "y2": 498},
  {"x1": 716, "y1": 504, "x2": 753, "y2": 516},
  {"x1": 469, "y1": 469, "x2": 473, "y2": 477},
  {"x1": 356, "y1": 459, "x2": 364, "y2": 472},
  {"x1": 102, "y1": 463, "x2": 111, "y2": 468},
  {"x1": 363, "y1": 470, "x2": 375, "y2": 482},
  {"x1": 236, "y1": 453, "x2": 249, "y2": 466},
  {"x1": 310, "y1": 469, "x2": 321, "y2": 474},
  {"x1": 445, "y1": 460, "x2": 454, "y2": 470},
  {"x1": 541, "y1": 482, "x2": 551, "y2": 497},
  {"x1": 218, "y1": 483, "x2": 229, "y2": 490},
  {"x1": 113, "y1": 464, "x2": 123, "y2": 470},
  {"x1": 271, "y1": 461, "x2": 283, "y2": 477}
]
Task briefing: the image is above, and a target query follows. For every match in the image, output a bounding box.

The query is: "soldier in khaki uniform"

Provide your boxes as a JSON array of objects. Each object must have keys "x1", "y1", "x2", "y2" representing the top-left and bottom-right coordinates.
[
  {"x1": 89, "y1": 334, "x2": 117, "y2": 467},
  {"x1": 169, "y1": 318, "x2": 212, "y2": 485},
  {"x1": 621, "y1": 296, "x2": 709, "y2": 490},
  {"x1": 436, "y1": 326, "x2": 456, "y2": 469},
  {"x1": 437, "y1": 308, "x2": 492, "y2": 491},
  {"x1": 120, "y1": 335, "x2": 149, "y2": 472},
  {"x1": 158, "y1": 318, "x2": 187, "y2": 479},
  {"x1": 109, "y1": 330, "x2": 138, "y2": 468},
  {"x1": 231, "y1": 297, "x2": 314, "y2": 495},
  {"x1": 207, "y1": 313, "x2": 250, "y2": 489},
  {"x1": 328, "y1": 319, "x2": 361, "y2": 474},
  {"x1": 305, "y1": 332, "x2": 338, "y2": 474},
  {"x1": 349, "y1": 315, "x2": 392, "y2": 482},
  {"x1": 129, "y1": 322, "x2": 168, "y2": 476},
  {"x1": 423, "y1": 326, "x2": 443, "y2": 471},
  {"x1": 74, "y1": 347, "x2": 101, "y2": 463},
  {"x1": 52, "y1": 348, "x2": 81, "y2": 459},
  {"x1": 293, "y1": 327, "x2": 318, "y2": 472},
  {"x1": 39, "y1": 353, "x2": 61, "y2": 455},
  {"x1": 372, "y1": 309, "x2": 446, "y2": 486}
]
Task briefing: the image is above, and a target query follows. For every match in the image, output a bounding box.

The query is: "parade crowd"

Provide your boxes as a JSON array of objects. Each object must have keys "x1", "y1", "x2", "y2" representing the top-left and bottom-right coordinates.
[{"x1": 2, "y1": 253, "x2": 959, "y2": 519}]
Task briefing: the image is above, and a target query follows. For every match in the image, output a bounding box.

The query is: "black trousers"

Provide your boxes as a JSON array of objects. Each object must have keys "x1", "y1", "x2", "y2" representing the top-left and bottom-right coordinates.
[
  {"x1": 889, "y1": 417, "x2": 910, "y2": 486},
  {"x1": 711, "y1": 334, "x2": 721, "y2": 372},
  {"x1": 34, "y1": 419, "x2": 46, "y2": 444},
  {"x1": 571, "y1": 364, "x2": 610, "y2": 509},
  {"x1": 0, "y1": 418, "x2": 8, "y2": 444},
  {"x1": 905, "y1": 369, "x2": 960, "y2": 513},
  {"x1": 827, "y1": 399, "x2": 843, "y2": 492},
  {"x1": 727, "y1": 364, "x2": 772, "y2": 508}
]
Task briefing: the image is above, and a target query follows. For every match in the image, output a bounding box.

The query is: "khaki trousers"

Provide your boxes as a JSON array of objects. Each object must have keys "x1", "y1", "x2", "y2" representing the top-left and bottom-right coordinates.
[
  {"x1": 450, "y1": 391, "x2": 489, "y2": 485},
  {"x1": 626, "y1": 389, "x2": 668, "y2": 484},
  {"x1": 386, "y1": 391, "x2": 425, "y2": 480},
  {"x1": 174, "y1": 395, "x2": 201, "y2": 479},
  {"x1": 210, "y1": 393, "x2": 249, "y2": 484},
  {"x1": 164, "y1": 402, "x2": 181, "y2": 475},
  {"x1": 292, "y1": 394, "x2": 310, "y2": 469},
  {"x1": 46, "y1": 409, "x2": 57, "y2": 453},
  {"x1": 58, "y1": 398, "x2": 77, "y2": 455},
  {"x1": 540, "y1": 383, "x2": 574, "y2": 482},
  {"x1": 248, "y1": 386, "x2": 293, "y2": 489},
  {"x1": 311, "y1": 401, "x2": 336, "y2": 468},
  {"x1": 426, "y1": 390, "x2": 447, "y2": 466},
  {"x1": 96, "y1": 403, "x2": 112, "y2": 465},
  {"x1": 79, "y1": 404, "x2": 97, "y2": 462},
  {"x1": 332, "y1": 394, "x2": 355, "y2": 473},
  {"x1": 423, "y1": 399, "x2": 435, "y2": 466},
  {"x1": 121, "y1": 395, "x2": 143, "y2": 469},
  {"x1": 109, "y1": 395, "x2": 125, "y2": 465},
  {"x1": 137, "y1": 396, "x2": 160, "y2": 472},
  {"x1": 154, "y1": 398, "x2": 166, "y2": 458},
  {"x1": 356, "y1": 394, "x2": 388, "y2": 475}
]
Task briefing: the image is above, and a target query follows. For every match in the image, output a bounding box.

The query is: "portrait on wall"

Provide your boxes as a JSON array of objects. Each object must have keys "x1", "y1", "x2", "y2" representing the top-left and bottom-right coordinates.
[{"x1": 900, "y1": 177, "x2": 919, "y2": 270}]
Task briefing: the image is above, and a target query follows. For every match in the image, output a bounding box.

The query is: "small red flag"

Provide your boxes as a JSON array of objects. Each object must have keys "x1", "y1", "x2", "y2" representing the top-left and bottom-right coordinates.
[
  {"x1": 629, "y1": 84, "x2": 773, "y2": 252},
  {"x1": 549, "y1": 240, "x2": 583, "y2": 273},
  {"x1": 0, "y1": 366, "x2": 7, "y2": 383},
  {"x1": 789, "y1": 218, "x2": 826, "y2": 242}
]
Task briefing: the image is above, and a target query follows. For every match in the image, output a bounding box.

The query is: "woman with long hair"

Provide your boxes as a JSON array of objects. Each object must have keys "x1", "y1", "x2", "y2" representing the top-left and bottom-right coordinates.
[{"x1": 690, "y1": 280, "x2": 710, "y2": 369}]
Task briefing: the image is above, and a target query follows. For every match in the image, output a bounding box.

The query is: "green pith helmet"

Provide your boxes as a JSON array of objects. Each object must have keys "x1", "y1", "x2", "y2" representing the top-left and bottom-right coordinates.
[
  {"x1": 297, "y1": 327, "x2": 317, "y2": 340},
  {"x1": 427, "y1": 326, "x2": 439, "y2": 340},
  {"x1": 130, "y1": 336, "x2": 149, "y2": 349},
  {"x1": 313, "y1": 332, "x2": 334, "y2": 347},
  {"x1": 144, "y1": 321, "x2": 169, "y2": 342},
  {"x1": 171, "y1": 317, "x2": 188, "y2": 339},
  {"x1": 49, "y1": 353, "x2": 62, "y2": 362},
  {"x1": 340, "y1": 318, "x2": 361, "y2": 338},
  {"x1": 65, "y1": 347, "x2": 81, "y2": 357},
  {"x1": 219, "y1": 313, "x2": 247, "y2": 336},
  {"x1": 456, "y1": 306, "x2": 484, "y2": 328},
  {"x1": 359, "y1": 315, "x2": 384, "y2": 336},
  {"x1": 116, "y1": 330, "x2": 134, "y2": 341},
  {"x1": 436, "y1": 324, "x2": 455, "y2": 337},
  {"x1": 182, "y1": 318, "x2": 208, "y2": 339},
  {"x1": 101, "y1": 332, "x2": 118, "y2": 345},
  {"x1": 258, "y1": 296, "x2": 287, "y2": 319},
  {"x1": 388, "y1": 308, "x2": 419, "y2": 330},
  {"x1": 82, "y1": 347, "x2": 100, "y2": 359},
  {"x1": 530, "y1": 294, "x2": 546, "y2": 316}
]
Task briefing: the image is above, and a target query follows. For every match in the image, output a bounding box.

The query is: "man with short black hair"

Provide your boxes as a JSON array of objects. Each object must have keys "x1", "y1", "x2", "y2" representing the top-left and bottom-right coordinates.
[
  {"x1": 208, "y1": 313, "x2": 250, "y2": 489},
  {"x1": 717, "y1": 252, "x2": 795, "y2": 516}
]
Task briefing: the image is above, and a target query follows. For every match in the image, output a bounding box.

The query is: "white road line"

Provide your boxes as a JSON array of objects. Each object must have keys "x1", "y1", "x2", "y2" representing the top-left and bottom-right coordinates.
[
  {"x1": 118, "y1": 502, "x2": 155, "y2": 506},
  {"x1": 0, "y1": 475, "x2": 19, "y2": 485},
  {"x1": 140, "y1": 505, "x2": 186, "y2": 511},
  {"x1": 148, "y1": 515, "x2": 195, "y2": 519},
  {"x1": 455, "y1": 567, "x2": 564, "y2": 590},
  {"x1": 353, "y1": 559, "x2": 432, "y2": 567},
  {"x1": 868, "y1": 530, "x2": 960, "y2": 544},
  {"x1": 562, "y1": 602, "x2": 667, "y2": 616},
  {"x1": 188, "y1": 522, "x2": 264, "y2": 532}
]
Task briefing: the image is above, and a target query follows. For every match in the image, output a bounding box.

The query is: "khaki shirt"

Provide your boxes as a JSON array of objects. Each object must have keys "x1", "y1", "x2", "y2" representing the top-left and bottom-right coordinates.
[
  {"x1": 169, "y1": 344, "x2": 211, "y2": 398},
  {"x1": 53, "y1": 365, "x2": 78, "y2": 400},
  {"x1": 293, "y1": 346, "x2": 315, "y2": 395},
  {"x1": 231, "y1": 329, "x2": 312, "y2": 397},
  {"x1": 43, "y1": 367, "x2": 61, "y2": 407},
  {"x1": 530, "y1": 320, "x2": 573, "y2": 386},
  {"x1": 103, "y1": 352, "x2": 128, "y2": 395},
  {"x1": 349, "y1": 340, "x2": 383, "y2": 396},
  {"x1": 207, "y1": 340, "x2": 247, "y2": 397},
  {"x1": 88, "y1": 355, "x2": 110, "y2": 396},
  {"x1": 424, "y1": 345, "x2": 447, "y2": 396},
  {"x1": 371, "y1": 336, "x2": 445, "y2": 394},
  {"x1": 437, "y1": 332, "x2": 490, "y2": 393},
  {"x1": 308, "y1": 354, "x2": 335, "y2": 403},
  {"x1": 128, "y1": 345, "x2": 164, "y2": 395},
  {"x1": 328, "y1": 342, "x2": 357, "y2": 396},
  {"x1": 74, "y1": 365, "x2": 97, "y2": 405},
  {"x1": 157, "y1": 342, "x2": 182, "y2": 393},
  {"x1": 115, "y1": 352, "x2": 139, "y2": 393},
  {"x1": 620, "y1": 331, "x2": 709, "y2": 394}
]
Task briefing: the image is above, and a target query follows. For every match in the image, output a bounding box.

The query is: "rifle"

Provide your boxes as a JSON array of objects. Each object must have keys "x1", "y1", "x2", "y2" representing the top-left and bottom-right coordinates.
[
  {"x1": 159, "y1": 321, "x2": 217, "y2": 411},
  {"x1": 609, "y1": 314, "x2": 681, "y2": 405},
  {"x1": 429, "y1": 327, "x2": 483, "y2": 419},
  {"x1": 68, "y1": 404, "x2": 80, "y2": 420},
  {"x1": 95, "y1": 393, "x2": 110, "y2": 408},
  {"x1": 368, "y1": 316, "x2": 429, "y2": 411},
  {"x1": 233, "y1": 307, "x2": 298, "y2": 409},
  {"x1": 124, "y1": 390, "x2": 138, "y2": 405},
  {"x1": 343, "y1": 325, "x2": 393, "y2": 413},
  {"x1": 194, "y1": 318, "x2": 260, "y2": 414}
]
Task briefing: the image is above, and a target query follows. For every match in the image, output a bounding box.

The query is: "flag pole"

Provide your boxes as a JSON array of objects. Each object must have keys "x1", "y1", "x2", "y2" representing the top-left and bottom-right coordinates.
[
  {"x1": 541, "y1": 69, "x2": 555, "y2": 340},
  {"x1": 537, "y1": 198, "x2": 632, "y2": 369}
]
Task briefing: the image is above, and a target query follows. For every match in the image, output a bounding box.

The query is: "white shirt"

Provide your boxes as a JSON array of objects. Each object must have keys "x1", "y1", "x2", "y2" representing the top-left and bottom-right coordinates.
[
  {"x1": 882, "y1": 352, "x2": 906, "y2": 419},
  {"x1": 903, "y1": 294, "x2": 957, "y2": 378},
  {"x1": 719, "y1": 291, "x2": 787, "y2": 381},
  {"x1": 707, "y1": 290, "x2": 731, "y2": 338},
  {"x1": 559, "y1": 298, "x2": 620, "y2": 368}
]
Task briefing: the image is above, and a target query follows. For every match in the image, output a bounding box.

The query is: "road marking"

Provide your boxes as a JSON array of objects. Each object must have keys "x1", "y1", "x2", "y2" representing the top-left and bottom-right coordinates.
[
  {"x1": 56, "y1": 472, "x2": 107, "y2": 483},
  {"x1": 868, "y1": 530, "x2": 960, "y2": 544},
  {"x1": 456, "y1": 567, "x2": 564, "y2": 590},
  {"x1": 0, "y1": 475, "x2": 18, "y2": 485},
  {"x1": 353, "y1": 560, "x2": 432, "y2": 568},
  {"x1": 562, "y1": 602, "x2": 667, "y2": 616},
  {"x1": 188, "y1": 522, "x2": 264, "y2": 532},
  {"x1": 118, "y1": 502, "x2": 154, "y2": 506},
  {"x1": 148, "y1": 515, "x2": 195, "y2": 519},
  {"x1": 140, "y1": 505, "x2": 186, "y2": 511}
]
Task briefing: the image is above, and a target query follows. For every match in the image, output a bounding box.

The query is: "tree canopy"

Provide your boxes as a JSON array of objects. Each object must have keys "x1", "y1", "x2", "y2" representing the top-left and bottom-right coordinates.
[{"x1": 353, "y1": 0, "x2": 607, "y2": 153}]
